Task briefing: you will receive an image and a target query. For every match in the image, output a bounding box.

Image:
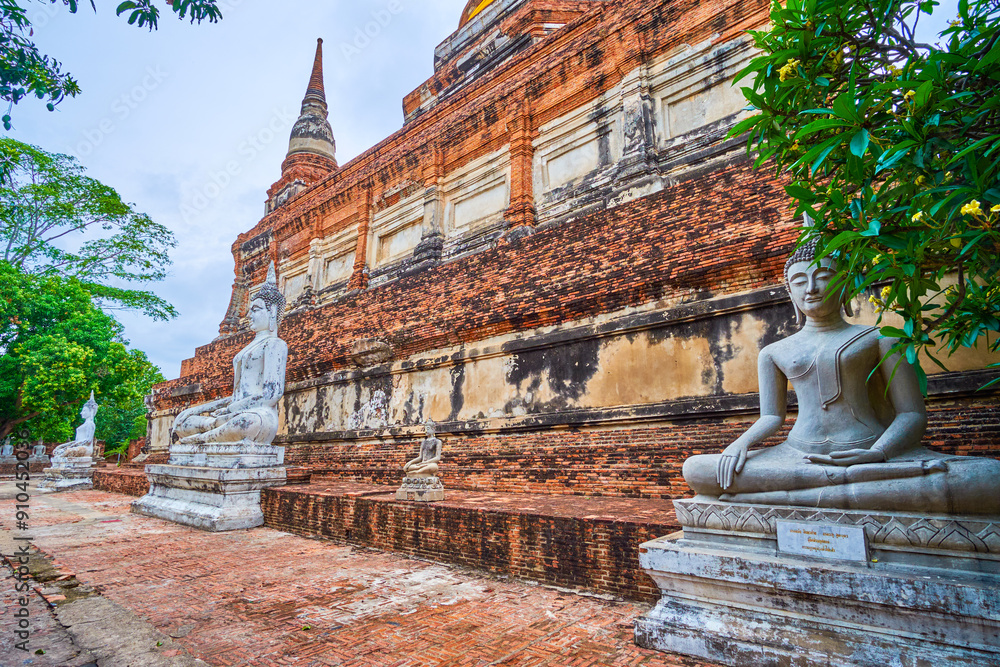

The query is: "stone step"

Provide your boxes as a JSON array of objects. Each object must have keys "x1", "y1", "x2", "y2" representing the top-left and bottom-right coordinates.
[{"x1": 262, "y1": 481, "x2": 679, "y2": 602}]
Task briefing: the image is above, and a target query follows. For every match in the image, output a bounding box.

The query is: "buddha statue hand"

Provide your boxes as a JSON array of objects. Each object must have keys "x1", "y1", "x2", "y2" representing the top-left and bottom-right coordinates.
[
  {"x1": 805, "y1": 448, "x2": 887, "y2": 467},
  {"x1": 717, "y1": 441, "x2": 749, "y2": 490}
]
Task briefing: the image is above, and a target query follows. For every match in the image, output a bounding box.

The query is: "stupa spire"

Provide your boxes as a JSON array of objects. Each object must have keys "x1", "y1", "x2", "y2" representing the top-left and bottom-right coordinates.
[
  {"x1": 284, "y1": 37, "x2": 336, "y2": 164},
  {"x1": 304, "y1": 38, "x2": 326, "y2": 107}
]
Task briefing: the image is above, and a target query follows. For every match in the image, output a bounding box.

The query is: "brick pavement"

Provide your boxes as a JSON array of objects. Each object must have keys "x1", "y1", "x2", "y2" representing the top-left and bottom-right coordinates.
[{"x1": 1, "y1": 488, "x2": 716, "y2": 667}]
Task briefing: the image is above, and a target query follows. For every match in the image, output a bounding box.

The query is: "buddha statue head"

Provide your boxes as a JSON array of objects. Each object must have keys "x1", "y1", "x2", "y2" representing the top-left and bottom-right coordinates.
[
  {"x1": 784, "y1": 240, "x2": 854, "y2": 326},
  {"x1": 424, "y1": 420, "x2": 436, "y2": 437},
  {"x1": 249, "y1": 263, "x2": 287, "y2": 336},
  {"x1": 80, "y1": 390, "x2": 99, "y2": 421}
]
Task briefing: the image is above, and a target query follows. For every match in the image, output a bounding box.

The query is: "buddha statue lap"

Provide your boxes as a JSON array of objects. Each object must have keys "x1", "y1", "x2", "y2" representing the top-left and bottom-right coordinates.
[{"x1": 682, "y1": 241, "x2": 1000, "y2": 515}]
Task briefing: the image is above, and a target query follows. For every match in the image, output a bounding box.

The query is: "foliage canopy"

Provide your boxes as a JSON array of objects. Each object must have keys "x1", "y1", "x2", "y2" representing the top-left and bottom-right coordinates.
[
  {"x1": 0, "y1": 137, "x2": 177, "y2": 320},
  {"x1": 732, "y1": 0, "x2": 1000, "y2": 392},
  {"x1": 0, "y1": 260, "x2": 161, "y2": 445}
]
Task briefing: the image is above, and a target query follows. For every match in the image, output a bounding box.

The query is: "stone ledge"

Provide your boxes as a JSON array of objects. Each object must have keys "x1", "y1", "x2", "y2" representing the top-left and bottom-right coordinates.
[
  {"x1": 262, "y1": 482, "x2": 678, "y2": 602},
  {"x1": 675, "y1": 498, "x2": 1000, "y2": 560}
]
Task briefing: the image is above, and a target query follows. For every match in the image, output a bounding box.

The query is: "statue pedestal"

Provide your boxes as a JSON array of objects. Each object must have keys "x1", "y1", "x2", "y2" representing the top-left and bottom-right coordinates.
[
  {"x1": 36, "y1": 458, "x2": 96, "y2": 492},
  {"x1": 396, "y1": 476, "x2": 444, "y2": 502},
  {"x1": 132, "y1": 463, "x2": 286, "y2": 532},
  {"x1": 635, "y1": 500, "x2": 1000, "y2": 667}
]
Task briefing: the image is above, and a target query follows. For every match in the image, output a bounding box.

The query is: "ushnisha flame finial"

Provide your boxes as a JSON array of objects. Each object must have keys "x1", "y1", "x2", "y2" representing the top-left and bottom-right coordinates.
[{"x1": 254, "y1": 262, "x2": 287, "y2": 327}]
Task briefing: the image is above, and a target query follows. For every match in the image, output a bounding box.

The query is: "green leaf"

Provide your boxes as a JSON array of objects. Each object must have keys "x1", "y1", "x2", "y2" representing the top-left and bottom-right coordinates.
[{"x1": 849, "y1": 129, "x2": 870, "y2": 158}]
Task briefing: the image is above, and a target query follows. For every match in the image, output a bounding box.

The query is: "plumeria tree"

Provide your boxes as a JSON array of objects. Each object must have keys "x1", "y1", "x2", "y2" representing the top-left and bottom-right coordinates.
[{"x1": 732, "y1": 0, "x2": 1000, "y2": 391}]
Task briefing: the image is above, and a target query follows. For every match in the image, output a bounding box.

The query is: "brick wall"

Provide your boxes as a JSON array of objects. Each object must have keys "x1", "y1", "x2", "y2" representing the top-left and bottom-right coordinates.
[
  {"x1": 93, "y1": 469, "x2": 149, "y2": 497},
  {"x1": 287, "y1": 397, "x2": 1000, "y2": 499},
  {"x1": 156, "y1": 158, "x2": 796, "y2": 408}
]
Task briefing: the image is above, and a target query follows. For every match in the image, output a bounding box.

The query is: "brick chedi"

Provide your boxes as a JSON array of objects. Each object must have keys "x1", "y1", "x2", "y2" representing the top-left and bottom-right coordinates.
[{"x1": 146, "y1": 0, "x2": 1000, "y2": 547}]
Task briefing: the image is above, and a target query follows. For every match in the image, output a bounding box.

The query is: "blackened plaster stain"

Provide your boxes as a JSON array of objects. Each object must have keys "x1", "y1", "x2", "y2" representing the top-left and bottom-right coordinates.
[
  {"x1": 504, "y1": 337, "x2": 602, "y2": 413},
  {"x1": 449, "y1": 362, "x2": 467, "y2": 422}
]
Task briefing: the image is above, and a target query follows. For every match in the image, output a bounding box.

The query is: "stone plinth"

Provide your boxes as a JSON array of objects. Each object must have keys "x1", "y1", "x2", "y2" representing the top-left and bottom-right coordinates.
[
  {"x1": 132, "y1": 463, "x2": 286, "y2": 532},
  {"x1": 635, "y1": 499, "x2": 1000, "y2": 667},
  {"x1": 395, "y1": 476, "x2": 444, "y2": 502},
  {"x1": 36, "y1": 458, "x2": 97, "y2": 493},
  {"x1": 167, "y1": 442, "x2": 284, "y2": 469}
]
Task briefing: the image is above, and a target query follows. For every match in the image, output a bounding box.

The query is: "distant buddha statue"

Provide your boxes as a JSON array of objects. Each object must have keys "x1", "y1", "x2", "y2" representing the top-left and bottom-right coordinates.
[
  {"x1": 1, "y1": 441, "x2": 13, "y2": 458},
  {"x1": 172, "y1": 263, "x2": 288, "y2": 448},
  {"x1": 51, "y1": 392, "x2": 100, "y2": 460},
  {"x1": 31, "y1": 443, "x2": 48, "y2": 459},
  {"x1": 682, "y1": 241, "x2": 1000, "y2": 515},
  {"x1": 403, "y1": 421, "x2": 444, "y2": 478}
]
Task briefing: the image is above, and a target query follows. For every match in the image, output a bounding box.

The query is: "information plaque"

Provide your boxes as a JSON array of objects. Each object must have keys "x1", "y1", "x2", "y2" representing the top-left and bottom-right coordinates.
[{"x1": 776, "y1": 520, "x2": 868, "y2": 562}]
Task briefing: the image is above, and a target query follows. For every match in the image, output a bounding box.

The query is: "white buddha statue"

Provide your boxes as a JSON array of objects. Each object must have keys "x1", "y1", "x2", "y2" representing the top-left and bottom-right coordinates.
[
  {"x1": 51, "y1": 392, "x2": 99, "y2": 461},
  {"x1": 171, "y1": 263, "x2": 288, "y2": 449},
  {"x1": 682, "y1": 241, "x2": 1000, "y2": 515}
]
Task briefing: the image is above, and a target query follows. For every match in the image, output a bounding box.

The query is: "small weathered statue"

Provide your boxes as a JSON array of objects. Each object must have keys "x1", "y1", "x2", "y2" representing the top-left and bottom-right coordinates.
[
  {"x1": 37, "y1": 392, "x2": 100, "y2": 492},
  {"x1": 51, "y1": 391, "x2": 99, "y2": 461},
  {"x1": 397, "y1": 421, "x2": 445, "y2": 501},
  {"x1": 0, "y1": 440, "x2": 13, "y2": 459},
  {"x1": 31, "y1": 443, "x2": 48, "y2": 459},
  {"x1": 171, "y1": 263, "x2": 289, "y2": 449},
  {"x1": 682, "y1": 241, "x2": 1000, "y2": 515}
]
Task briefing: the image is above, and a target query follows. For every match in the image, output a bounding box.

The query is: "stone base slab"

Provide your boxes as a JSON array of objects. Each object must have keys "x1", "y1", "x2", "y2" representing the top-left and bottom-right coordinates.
[
  {"x1": 635, "y1": 531, "x2": 1000, "y2": 667},
  {"x1": 131, "y1": 464, "x2": 286, "y2": 532},
  {"x1": 396, "y1": 476, "x2": 445, "y2": 502},
  {"x1": 36, "y1": 462, "x2": 96, "y2": 493}
]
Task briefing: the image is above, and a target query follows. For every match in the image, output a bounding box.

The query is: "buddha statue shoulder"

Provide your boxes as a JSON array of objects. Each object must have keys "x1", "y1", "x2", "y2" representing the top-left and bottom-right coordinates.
[
  {"x1": 682, "y1": 241, "x2": 1000, "y2": 515},
  {"x1": 172, "y1": 263, "x2": 289, "y2": 448}
]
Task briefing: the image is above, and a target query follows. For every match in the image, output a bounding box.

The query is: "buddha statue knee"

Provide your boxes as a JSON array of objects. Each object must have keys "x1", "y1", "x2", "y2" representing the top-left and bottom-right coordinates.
[
  {"x1": 171, "y1": 264, "x2": 288, "y2": 449},
  {"x1": 682, "y1": 241, "x2": 1000, "y2": 516}
]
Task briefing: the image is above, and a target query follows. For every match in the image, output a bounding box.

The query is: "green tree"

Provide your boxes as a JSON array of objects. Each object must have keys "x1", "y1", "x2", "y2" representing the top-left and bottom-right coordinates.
[
  {"x1": 0, "y1": 260, "x2": 161, "y2": 443},
  {"x1": 1, "y1": 0, "x2": 223, "y2": 129},
  {"x1": 0, "y1": 137, "x2": 177, "y2": 320},
  {"x1": 732, "y1": 0, "x2": 1000, "y2": 391},
  {"x1": 95, "y1": 348, "x2": 163, "y2": 454}
]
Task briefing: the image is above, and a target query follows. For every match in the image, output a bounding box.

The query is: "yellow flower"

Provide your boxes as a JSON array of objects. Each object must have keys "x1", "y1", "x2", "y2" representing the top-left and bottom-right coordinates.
[
  {"x1": 991, "y1": 204, "x2": 1000, "y2": 214},
  {"x1": 779, "y1": 58, "x2": 801, "y2": 82},
  {"x1": 951, "y1": 237, "x2": 963, "y2": 248},
  {"x1": 881, "y1": 286, "x2": 892, "y2": 299},
  {"x1": 790, "y1": 141, "x2": 800, "y2": 152},
  {"x1": 903, "y1": 90, "x2": 916, "y2": 102},
  {"x1": 961, "y1": 200, "x2": 984, "y2": 217},
  {"x1": 915, "y1": 175, "x2": 927, "y2": 186},
  {"x1": 888, "y1": 65, "x2": 902, "y2": 77},
  {"x1": 911, "y1": 211, "x2": 926, "y2": 223}
]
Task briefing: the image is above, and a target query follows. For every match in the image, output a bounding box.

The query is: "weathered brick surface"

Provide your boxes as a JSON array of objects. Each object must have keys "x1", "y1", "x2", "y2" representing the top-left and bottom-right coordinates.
[
  {"x1": 93, "y1": 467, "x2": 149, "y2": 497},
  {"x1": 158, "y1": 159, "x2": 796, "y2": 407},
  {"x1": 283, "y1": 397, "x2": 1000, "y2": 499},
  {"x1": 2, "y1": 489, "x2": 716, "y2": 666},
  {"x1": 262, "y1": 482, "x2": 677, "y2": 603}
]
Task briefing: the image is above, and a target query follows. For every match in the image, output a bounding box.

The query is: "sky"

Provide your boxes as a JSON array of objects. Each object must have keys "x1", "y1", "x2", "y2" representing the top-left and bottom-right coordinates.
[{"x1": 7, "y1": 0, "x2": 958, "y2": 380}]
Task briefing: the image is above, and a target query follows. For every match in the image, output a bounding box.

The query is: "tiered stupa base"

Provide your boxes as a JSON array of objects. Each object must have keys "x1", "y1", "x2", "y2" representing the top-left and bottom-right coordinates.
[{"x1": 635, "y1": 499, "x2": 1000, "y2": 667}]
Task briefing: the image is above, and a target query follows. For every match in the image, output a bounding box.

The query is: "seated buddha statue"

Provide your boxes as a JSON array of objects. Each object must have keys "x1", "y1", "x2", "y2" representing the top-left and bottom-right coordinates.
[
  {"x1": 682, "y1": 241, "x2": 1000, "y2": 515},
  {"x1": 403, "y1": 421, "x2": 443, "y2": 478},
  {"x1": 172, "y1": 263, "x2": 288, "y2": 448},
  {"x1": 51, "y1": 391, "x2": 99, "y2": 460}
]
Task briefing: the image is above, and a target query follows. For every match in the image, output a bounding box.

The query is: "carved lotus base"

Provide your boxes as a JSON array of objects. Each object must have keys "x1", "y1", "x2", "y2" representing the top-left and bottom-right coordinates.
[
  {"x1": 168, "y1": 442, "x2": 285, "y2": 469},
  {"x1": 635, "y1": 499, "x2": 1000, "y2": 666},
  {"x1": 396, "y1": 476, "x2": 444, "y2": 502}
]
